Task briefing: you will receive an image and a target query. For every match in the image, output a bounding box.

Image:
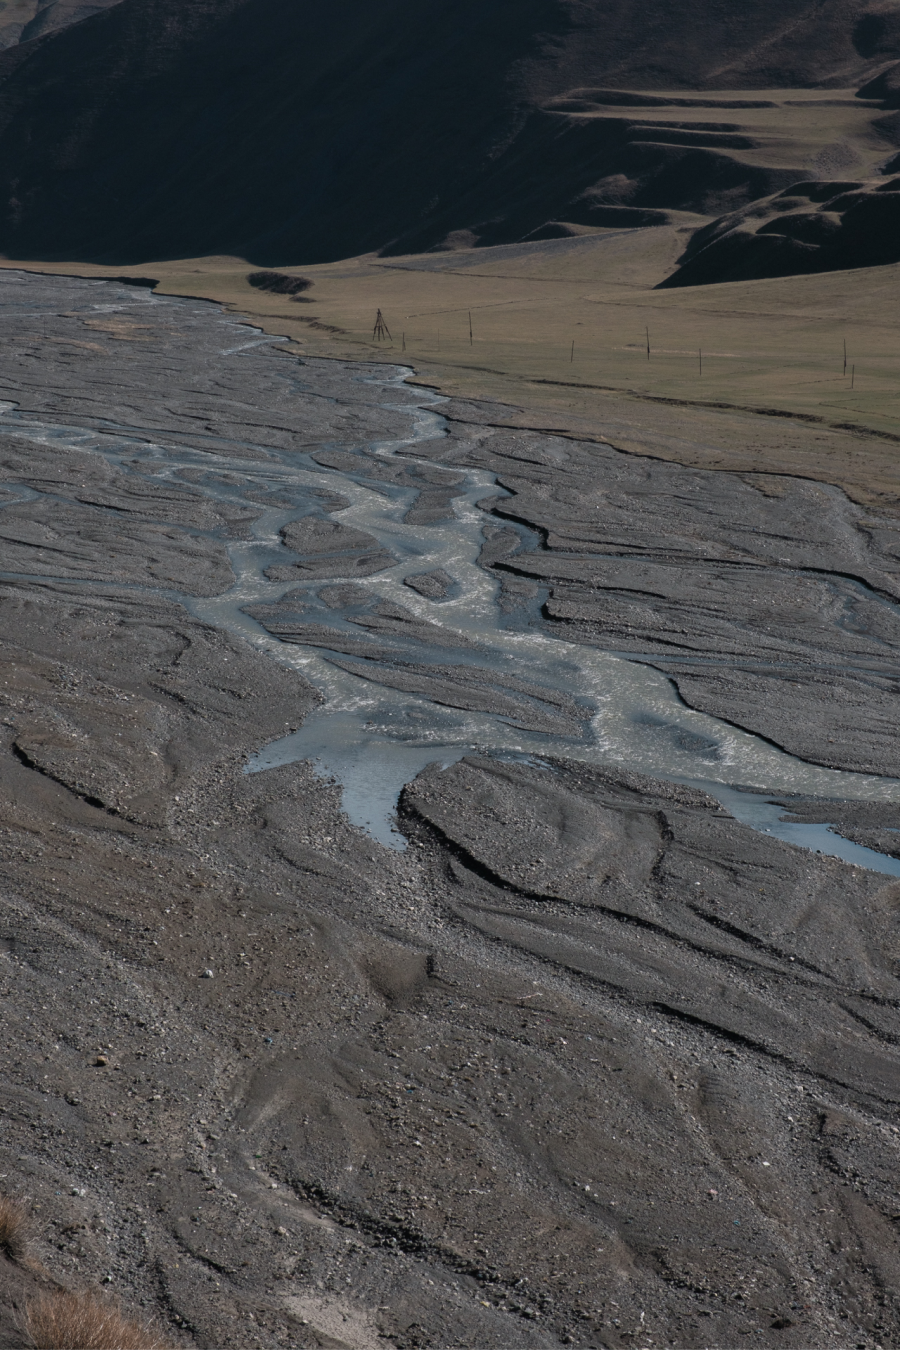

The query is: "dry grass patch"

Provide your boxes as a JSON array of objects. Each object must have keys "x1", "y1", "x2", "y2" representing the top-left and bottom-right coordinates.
[
  {"x1": 25, "y1": 1291, "x2": 171, "y2": 1350},
  {"x1": 0, "y1": 1193, "x2": 29, "y2": 1261}
]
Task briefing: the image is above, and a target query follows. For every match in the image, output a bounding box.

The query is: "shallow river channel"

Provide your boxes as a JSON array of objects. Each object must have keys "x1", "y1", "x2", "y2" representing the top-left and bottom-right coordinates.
[{"x1": 1, "y1": 279, "x2": 898, "y2": 872}]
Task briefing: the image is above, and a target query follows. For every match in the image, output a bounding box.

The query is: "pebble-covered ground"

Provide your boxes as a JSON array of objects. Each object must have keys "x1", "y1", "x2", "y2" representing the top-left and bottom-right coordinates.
[{"x1": 0, "y1": 272, "x2": 899, "y2": 1350}]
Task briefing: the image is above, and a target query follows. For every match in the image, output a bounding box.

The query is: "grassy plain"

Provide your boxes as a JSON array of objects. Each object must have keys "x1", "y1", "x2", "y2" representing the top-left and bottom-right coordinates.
[{"x1": 3, "y1": 214, "x2": 900, "y2": 509}]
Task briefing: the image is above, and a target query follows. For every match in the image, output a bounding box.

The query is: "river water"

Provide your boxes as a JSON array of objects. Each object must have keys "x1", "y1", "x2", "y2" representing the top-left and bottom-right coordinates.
[{"x1": 0, "y1": 284, "x2": 898, "y2": 872}]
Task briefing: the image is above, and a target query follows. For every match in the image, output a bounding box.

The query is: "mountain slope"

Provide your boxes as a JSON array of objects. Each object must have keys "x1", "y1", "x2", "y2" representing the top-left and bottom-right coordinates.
[
  {"x1": 0, "y1": 0, "x2": 898, "y2": 263},
  {"x1": 0, "y1": 0, "x2": 122, "y2": 49},
  {"x1": 661, "y1": 170, "x2": 900, "y2": 285}
]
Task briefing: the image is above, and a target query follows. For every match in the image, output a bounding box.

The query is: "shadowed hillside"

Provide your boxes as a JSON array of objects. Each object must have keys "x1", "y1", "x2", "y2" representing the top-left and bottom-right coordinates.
[
  {"x1": 0, "y1": 0, "x2": 122, "y2": 49},
  {"x1": 661, "y1": 170, "x2": 900, "y2": 286},
  {"x1": 387, "y1": 83, "x2": 900, "y2": 254},
  {"x1": 0, "y1": 0, "x2": 899, "y2": 264}
]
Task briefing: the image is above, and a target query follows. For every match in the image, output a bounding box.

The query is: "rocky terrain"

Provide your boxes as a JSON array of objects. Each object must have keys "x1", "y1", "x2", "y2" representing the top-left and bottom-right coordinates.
[
  {"x1": 0, "y1": 270, "x2": 900, "y2": 1350},
  {"x1": 434, "y1": 396, "x2": 900, "y2": 781}
]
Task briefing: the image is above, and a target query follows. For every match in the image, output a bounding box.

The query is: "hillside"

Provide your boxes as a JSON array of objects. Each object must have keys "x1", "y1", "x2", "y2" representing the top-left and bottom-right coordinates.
[
  {"x1": 0, "y1": 0, "x2": 899, "y2": 265},
  {"x1": 0, "y1": 0, "x2": 121, "y2": 49}
]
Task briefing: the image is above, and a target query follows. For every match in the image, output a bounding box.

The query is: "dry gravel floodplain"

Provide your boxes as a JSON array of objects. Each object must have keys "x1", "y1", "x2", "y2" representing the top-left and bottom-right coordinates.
[{"x1": 0, "y1": 267, "x2": 898, "y2": 1350}]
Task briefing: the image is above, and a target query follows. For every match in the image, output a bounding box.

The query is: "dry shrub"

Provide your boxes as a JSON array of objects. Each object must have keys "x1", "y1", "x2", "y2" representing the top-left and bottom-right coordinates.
[
  {"x1": 246, "y1": 269, "x2": 312, "y2": 297},
  {"x1": 0, "y1": 1193, "x2": 29, "y2": 1261},
  {"x1": 25, "y1": 1291, "x2": 171, "y2": 1350}
]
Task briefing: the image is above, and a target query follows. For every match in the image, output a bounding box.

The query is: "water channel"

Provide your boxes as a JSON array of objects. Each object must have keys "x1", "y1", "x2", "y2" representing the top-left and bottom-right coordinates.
[{"x1": 1, "y1": 287, "x2": 899, "y2": 873}]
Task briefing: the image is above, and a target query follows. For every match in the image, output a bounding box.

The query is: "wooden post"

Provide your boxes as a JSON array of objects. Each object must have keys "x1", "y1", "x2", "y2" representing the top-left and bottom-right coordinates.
[
  {"x1": 844, "y1": 338, "x2": 847, "y2": 376},
  {"x1": 646, "y1": 327, "x2": 650, "y2": 361},
  {"x1": 851, "y1": 364, "x2": 855, "y2": 389},
  {"x1": 699, "y1": 348, "x2": 702, "y2": 376},
  {"x1": 570, "y1": 340, "x2": 574, "y2": 363},
  {"x1": 402, "y1": 332, "x2": 406, "y2": 352},
  {"x1": 469, "y1": 311, "x2": 473, "y2": 346}
]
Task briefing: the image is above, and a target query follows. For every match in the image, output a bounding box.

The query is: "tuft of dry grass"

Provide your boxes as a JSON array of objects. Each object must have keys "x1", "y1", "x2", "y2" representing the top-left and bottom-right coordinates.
[
  {"x1": 25, "y1": 1291, "x2": 171, "y2": 1350},
  {"x1": 0, "y1": 1193, "x2": 29, "y2": 1261},
  {"x1": 247, "y1": 269, "x2": 312, "y2": 297}
]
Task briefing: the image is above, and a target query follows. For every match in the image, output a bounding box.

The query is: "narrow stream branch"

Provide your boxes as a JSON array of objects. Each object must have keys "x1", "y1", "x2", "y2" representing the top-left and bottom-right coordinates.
[{"x1": 0, "y1": 291, "x2": 898, "y2": 868}]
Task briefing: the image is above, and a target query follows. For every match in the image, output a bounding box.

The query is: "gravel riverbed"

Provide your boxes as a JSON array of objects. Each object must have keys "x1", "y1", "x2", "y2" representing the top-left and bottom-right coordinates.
[{"x1": 0, "y1": 271, "x2": 899, "y2": 1349}]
